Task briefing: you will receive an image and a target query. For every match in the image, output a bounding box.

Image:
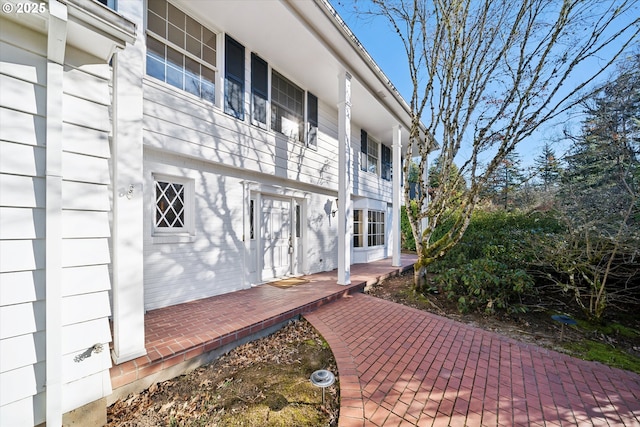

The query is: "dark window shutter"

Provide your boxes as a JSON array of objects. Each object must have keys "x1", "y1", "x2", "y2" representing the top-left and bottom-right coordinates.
[
  {"x1": 360, "y1": 129, "x2": 368, "y2": 171},
  {"x1": 382, "y1": 145, "x2": 391, "y2": 181},
  {"x1": 307, "y1": 92, "x2": 318, "y2": 149},
  {"x1": 225, "y1": 35, "x2": 245, "y2": 119},
  {"x1": 251, "y1": 53, "x2": 268, "y2": 97}
]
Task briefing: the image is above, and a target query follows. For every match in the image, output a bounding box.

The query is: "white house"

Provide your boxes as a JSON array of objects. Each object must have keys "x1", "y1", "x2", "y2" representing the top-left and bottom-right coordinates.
[{"x1": 0, "y1": 0, "x2": 416, "y2": 425}]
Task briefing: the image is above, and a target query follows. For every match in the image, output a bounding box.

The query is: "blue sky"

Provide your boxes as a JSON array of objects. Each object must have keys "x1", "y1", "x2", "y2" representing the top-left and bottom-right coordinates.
[{"x1": 329, "y1": 1, "x2": 637, "y2": 170}]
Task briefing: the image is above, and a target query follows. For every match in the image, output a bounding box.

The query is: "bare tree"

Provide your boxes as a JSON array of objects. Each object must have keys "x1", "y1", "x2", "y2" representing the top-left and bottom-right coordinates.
[{"x1": 357, "y1": 0, "x2": 639, "y2": 289}]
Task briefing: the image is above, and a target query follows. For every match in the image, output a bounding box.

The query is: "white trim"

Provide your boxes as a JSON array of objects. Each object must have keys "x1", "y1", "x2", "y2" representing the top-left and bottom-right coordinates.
[
  {"x1": 45, "y1": 3, "x2": 67, "y2": 425},
  {"x1": 151, "y1": 173, "x2": 196, "y2": 241},
  {"x1": 337, "y1": 70, "x2": 352, "y2": 285}
]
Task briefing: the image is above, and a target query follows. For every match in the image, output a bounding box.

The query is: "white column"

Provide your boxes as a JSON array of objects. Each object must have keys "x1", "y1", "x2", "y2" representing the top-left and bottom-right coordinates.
[
  {"x1": 337, "y1": 71, "x2": 352, "y2": 285},
  {"x1": 392, "y1": 125, "x2": 402, "y2": 267},
  {"x1": 111, "y1": 0, "x2": 146, "y2": 364},
  {"x1": 45, "y1": 2, "x2": 67, "y2": 424}
]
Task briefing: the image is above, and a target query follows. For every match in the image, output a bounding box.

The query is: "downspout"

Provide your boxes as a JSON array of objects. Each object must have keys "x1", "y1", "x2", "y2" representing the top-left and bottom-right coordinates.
[{"x1": 45, "y1": 1, "x2": 67, "y2": 425}]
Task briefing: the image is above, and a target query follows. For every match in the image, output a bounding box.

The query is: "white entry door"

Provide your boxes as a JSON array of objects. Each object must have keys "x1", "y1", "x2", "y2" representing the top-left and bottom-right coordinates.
[{"x1": 261, "y1": 198, "x2": 291, "y2": 281}]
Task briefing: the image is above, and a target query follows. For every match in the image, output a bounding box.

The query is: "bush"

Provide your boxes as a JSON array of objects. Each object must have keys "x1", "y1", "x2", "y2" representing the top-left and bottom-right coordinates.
[
  {"x1": 429, "y1": 209, "x2": 561, "y2": 314},
  {"x1": 438, "y1": 258, "x2": 534, "y2": 314}
]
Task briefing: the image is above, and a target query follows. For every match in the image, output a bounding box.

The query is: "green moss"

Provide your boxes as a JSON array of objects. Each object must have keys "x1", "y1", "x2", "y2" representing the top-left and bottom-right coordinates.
[
  {"x1": 576, "y1": 319, "x2": 640, "y2": 339},
  {"x1": 565, "y1": 340, "x2": 640, "y2": 374}
]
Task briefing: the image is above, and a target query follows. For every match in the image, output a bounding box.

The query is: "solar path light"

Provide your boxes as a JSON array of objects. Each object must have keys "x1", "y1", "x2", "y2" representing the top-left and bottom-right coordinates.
[{"x1": 310, "y1": 369, "x2": 335, "y2": 405}]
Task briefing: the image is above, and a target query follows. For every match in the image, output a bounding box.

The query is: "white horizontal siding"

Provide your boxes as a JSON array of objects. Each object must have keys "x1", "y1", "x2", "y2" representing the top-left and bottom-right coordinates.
[
  {"x1": 62, "y1": 211, "x2": 110, "y2": 239},
  {"x1": 0, "y1": 41, "x2": 46, "y2": 85},
  {"x1": 61, "y1": 370, "x2": 111, "y2": 414},
  {"x1": 61, "y1": 265, "x2": 110, "y2": 297},
  {"x1": 0, "y1": 331, "x2": 44, "y2": 373},
  {"x1": 0, "y1": 300, "x2": 45, "y2": 340},
  {"x1": 61, "y1": 293, "x2": 111, "y2": 326},
  {"x1": 0, "y1": 240, "x2": 45, "y2": 273},
  {"x1": 0, "y1": 141, "x2": 45, "y2": 177},
  {"x1": 0, "y1": 270, "x2": 45, "y2": 306},
  {"x1": 0, "y1": 107, "x2": 46, "y2": 146},
  {"x1": 0, "y1": 362, "x2": 44, "y2": 406},
  {"x1": 62, "y1": 152, "x2": 110, "y2": 184},
  {"x1": 0, "y1": 74, "x2": 46, "y2": 117},
  {"x1": 0, "y1": 393, "x2": 44, "y2": 427},
  {"x1": 0, "y1": 207, "x2": 45, "y2": 240},
  {"x1": 62, "y1": 349, "x2": 111, "y2": 386},
  {"x1": 62, "y1": 318, "x2": 111, "y2": 354},
  {"x1": 0, "y1": 175, "x2": 46, "y2": 208},
  {"x1": 62, "y1": 122, "x2": 110, "y2": 158},
  {"x1": 63, "y1": 65, "x2": 110, "y2": 105},
  {"x1": 143, "y1": 81, "x2": 341, "y2": 190},
  {"x1": 62, "y1": 93, "x2": 110, "y2": 131},
  {"x1": 61, "y1": 238, "x2": 110, "y2": 268},
  {"x1": 61, "y1": 181, "x2": 110, "y2": 211}
]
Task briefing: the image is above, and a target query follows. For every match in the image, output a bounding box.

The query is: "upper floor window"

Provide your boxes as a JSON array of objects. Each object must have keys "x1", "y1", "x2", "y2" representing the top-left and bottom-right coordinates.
[
  {"x1": 225, "y1": 36, "x2": 245, "y2": 119},
  {"x1": 271, "y1": 70, "x2": 304, "y2": 142},
  {"x1": 360, "y1": 130, "x2": 379, "y2": 174},
  {"x1": 146, "y1": 0, "x2": 216, "y2": 103}
]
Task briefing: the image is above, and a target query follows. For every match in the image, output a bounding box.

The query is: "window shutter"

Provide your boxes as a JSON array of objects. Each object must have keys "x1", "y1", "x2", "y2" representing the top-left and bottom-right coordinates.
[
  {"x1": 360, "y1": 129, "x2": 368, "y2": 171},
  {"x1": 251, "y1": 53, "x2": 268, "y2": 125},
  {"x1": 225, "y1": 35, "x2": 245, "y2": 119},
  {"x1": 382, "y1": 145, "x2": 391, "y2": 181},
  {"x1": 307, "y1": 92, "x2": 318, "y2": 149}
]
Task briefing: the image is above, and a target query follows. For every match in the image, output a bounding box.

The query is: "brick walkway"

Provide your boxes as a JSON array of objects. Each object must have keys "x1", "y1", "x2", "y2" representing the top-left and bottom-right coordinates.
[{"x1": 305, "y1": 294, "x2": 640, "y2": 427}]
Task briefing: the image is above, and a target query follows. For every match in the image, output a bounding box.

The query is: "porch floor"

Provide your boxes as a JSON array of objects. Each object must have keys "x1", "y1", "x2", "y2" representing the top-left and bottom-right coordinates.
[{"x1": 109, "y1": 254, "x2": 417, "y2": 397}]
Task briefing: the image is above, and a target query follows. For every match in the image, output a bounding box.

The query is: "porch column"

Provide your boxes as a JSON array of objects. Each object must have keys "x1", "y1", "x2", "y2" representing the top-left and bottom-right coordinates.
[
  {"x1": 392, "y1": 125, "x2": 402, "y2": 267},
  {"x1": 111, "y1": 0, "x2": 146, "y2": 364},
  {"x1": 337, "y1": 71, "x2": 352, "y2": 285}
]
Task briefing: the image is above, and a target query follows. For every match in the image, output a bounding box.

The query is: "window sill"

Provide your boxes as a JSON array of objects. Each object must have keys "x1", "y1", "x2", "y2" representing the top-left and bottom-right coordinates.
[{"x1": 152, "y1": 233, "x2": 196, "y2": 244}]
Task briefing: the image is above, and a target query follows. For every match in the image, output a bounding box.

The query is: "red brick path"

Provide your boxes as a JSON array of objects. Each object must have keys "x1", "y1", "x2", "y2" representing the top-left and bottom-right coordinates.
[{"x1": 305, "y1": 294, "x2": 640, "y2": 427}]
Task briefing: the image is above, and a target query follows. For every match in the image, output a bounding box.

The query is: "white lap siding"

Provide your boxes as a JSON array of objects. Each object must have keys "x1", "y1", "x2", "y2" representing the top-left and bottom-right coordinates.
[{"x1": 0, "y1": 20, "x2": 114, "y2": 425}]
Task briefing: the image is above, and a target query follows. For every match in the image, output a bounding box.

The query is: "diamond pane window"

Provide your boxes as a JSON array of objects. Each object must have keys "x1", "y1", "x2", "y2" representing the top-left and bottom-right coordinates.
[{"x1": 155, "y1": 181, "x2": 185, "y2": 228}]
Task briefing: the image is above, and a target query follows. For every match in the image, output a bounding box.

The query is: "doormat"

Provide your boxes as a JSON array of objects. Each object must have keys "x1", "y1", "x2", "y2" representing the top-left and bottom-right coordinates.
[{"x1": 268, "y1": 278, "x2": 309, "y2": 288}]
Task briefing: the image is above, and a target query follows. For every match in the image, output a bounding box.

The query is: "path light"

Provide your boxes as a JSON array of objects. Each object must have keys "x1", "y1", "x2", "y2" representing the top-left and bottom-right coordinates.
[
  {"x1": 551, "y1": 314, "x2": 577, "y2": 341},
  {"x1": 310, "y1": 369, "x2": 335, "y2": 405}
]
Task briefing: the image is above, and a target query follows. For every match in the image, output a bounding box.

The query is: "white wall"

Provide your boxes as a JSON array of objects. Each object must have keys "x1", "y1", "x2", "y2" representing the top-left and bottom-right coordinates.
[{"x1": 0, "y1": 19, "x2": 115, "y2": 426}]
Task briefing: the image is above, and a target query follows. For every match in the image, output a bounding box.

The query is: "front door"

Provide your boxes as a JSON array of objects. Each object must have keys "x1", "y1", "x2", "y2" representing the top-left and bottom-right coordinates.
[{"x1": 261, "y1": 198, "x2": 291, "y2": 281}]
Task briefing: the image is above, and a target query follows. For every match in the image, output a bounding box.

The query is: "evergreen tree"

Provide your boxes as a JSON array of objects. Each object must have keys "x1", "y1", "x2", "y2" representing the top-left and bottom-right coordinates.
[
  {"x1": 534, "y1": 142, "x2": 561, "y2": 192},
  {"x1": 484, "y1": 152, "x2": 526, "y2": 209}
]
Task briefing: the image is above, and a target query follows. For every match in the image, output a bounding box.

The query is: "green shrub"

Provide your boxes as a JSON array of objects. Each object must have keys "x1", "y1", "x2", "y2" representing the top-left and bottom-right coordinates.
[
  {"x1": 429, "y1": 209, "x2": 561, "y2": 314},
  {"x1": 437, "y1": 258, "x2": 534, "y2": 314}
]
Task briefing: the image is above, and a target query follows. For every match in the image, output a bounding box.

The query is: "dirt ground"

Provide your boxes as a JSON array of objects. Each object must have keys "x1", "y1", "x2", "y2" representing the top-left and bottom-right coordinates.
[{"x1": 107, "y1": 320, "x2": 339, "y2": 427}]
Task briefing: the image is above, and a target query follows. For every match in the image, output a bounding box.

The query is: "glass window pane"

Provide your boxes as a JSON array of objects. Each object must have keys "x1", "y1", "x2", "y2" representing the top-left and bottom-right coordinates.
[
  {"x1": 203, "y1": 28, "x2": 217, "y2": 50},
  {"x1": 147, "y1": 36, "x2": 165, "y2": 57},
  {"x1": 148, "y1": 0, "x2": 165, "y2": 17},
  {"x1": 148, "y1": 12, "x2": 166, "y2": 37},
  {"x1": 203, "y1": 46, "x2": 216, "y2": 67},
  {"x1": 186, "y1": 15, "x2": 200, "y2": 38},
  {"x1": 146, "y1": 53, "x2": 165, "y2": 81},
  {"x1": 202, "y1": 80, "x2": 215, "y2": 103},
  {"x1": 168, "y1": 24, "x2": 184, "y2": 49},
  {"x1": 167, "y1": 46, "x2": 182, "y2": 68},
  {"x1": 168, "y1": 3, "x2": 185, "y2": 29},
  {"x1": 167, "y1": 64, "x2": 183, "y2": 89},
  {"x1": 186, "y1": 35, "x2": 201, "y2": 57}
]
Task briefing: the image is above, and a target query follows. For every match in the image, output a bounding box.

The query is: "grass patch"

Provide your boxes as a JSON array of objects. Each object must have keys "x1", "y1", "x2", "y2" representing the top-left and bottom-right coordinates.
[{"x1": 565, "y1": 340, "x2": 640, "y2": 374}]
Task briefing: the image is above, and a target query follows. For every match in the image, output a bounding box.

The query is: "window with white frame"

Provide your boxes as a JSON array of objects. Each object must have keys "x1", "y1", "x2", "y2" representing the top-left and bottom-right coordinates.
[
  {"x1": 225, "y1": 35, "x2": 245, "y2": 119},
  {"x1": 249, "y1": 198, "x2": 255, "y2": 239},
  {"x1": 146, "y1": 0, "x2": 217, "y2": 103},
  {"x1": 367, "y1": 210, "x2": 385, "y2": 247},
  {"x1": 353, "y1": 209, "x2": 363, "y2": 247},
  {"x1": 271, "y1": 70, "x2": 304, "y2": 142},
  {"x1": 381, "y1": 144, "x2": 391, "y2": 181},
  {"x1": 154, "y1": 176, "x2": 193, "y2": 234}
]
